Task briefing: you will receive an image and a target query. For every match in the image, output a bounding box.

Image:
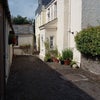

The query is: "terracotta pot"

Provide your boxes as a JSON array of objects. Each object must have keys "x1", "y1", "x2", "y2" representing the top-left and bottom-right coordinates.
[
  {"x1": 52, "y1": 57, "x2": 59, "y2": 63},
  {"x1": 64, "y1": 59, "x2": 71, "y2": 65}
]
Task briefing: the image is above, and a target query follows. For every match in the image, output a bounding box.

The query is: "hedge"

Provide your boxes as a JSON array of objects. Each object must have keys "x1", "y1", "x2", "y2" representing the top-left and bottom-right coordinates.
[{"x1": 75, "y1": 26, "x2": 100, "y2": 58}]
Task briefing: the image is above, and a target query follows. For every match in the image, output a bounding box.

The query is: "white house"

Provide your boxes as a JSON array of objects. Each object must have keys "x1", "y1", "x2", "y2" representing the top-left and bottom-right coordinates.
[
  {"x1": 35, "y1": 0, "x2": 100, "y2": 66},
  {"x1": 13, "y1": 24, "x2": 34, "y2": 55}
]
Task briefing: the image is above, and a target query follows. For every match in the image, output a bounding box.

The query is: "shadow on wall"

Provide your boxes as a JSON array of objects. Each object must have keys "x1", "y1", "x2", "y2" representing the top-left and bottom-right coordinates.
[{"x1": 6, "y1": 55, "x2": 94, "y2": 100}]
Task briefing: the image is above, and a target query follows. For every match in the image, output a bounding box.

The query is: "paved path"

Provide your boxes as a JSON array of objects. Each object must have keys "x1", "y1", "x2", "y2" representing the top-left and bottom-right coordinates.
[{"x1": 6, "y1": 55, "x2": 100, "y2": 100}]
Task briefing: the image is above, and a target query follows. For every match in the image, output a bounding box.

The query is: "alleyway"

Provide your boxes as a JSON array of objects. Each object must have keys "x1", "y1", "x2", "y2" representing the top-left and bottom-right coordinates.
[{"x1": 6, "y1": 56, "x2": 100, "y2": 100}]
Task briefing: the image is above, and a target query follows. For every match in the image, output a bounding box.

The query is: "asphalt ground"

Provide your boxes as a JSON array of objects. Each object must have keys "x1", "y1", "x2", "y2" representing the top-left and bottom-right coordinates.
[{"x1": 6, "y1": 55, "x2": 100, "y2": 100}]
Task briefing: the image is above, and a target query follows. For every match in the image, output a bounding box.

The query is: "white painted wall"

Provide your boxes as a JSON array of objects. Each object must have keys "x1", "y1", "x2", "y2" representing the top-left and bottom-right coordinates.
[
  {"x1": 35, "y1": 7, "x2": 46, "y2": 51},
  {"x1": 18, "y1": 35, "x2": 33, "y2": 46},
  {"x1": 69, "y1": 0, "x2": 82, "y2": 66},
  {"x1": 40, "y1": 29, "x2": 46, "y2": 58},
  {"x1": 57, "y1": 0, "x2": 65, "y2": 53},
  {"x1": 14, "y1": 35, "x2": 33, "y2": 55},
  {"x1": 5, "y1": 19, "x2": 13, "y2": 80},
  {"x1": 56, "y1": 0, "x2": 69, "y2": 54}
]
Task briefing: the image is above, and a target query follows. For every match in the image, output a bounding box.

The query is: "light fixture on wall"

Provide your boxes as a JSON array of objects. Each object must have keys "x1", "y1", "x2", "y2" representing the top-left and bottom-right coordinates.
[{"x1": 71, "y1": 32, "x2": 74, "y2": 34}]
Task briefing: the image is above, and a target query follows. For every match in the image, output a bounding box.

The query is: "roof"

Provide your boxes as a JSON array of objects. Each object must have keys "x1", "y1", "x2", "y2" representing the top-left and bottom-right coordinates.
[
  {"x1": 35, "y1": 0, "x2": 52, "y2": 15},
  {"x1": 1, "y1": 0, "x2": 15, "y2": 34},
  {"x1": 42, "y1": 0, "x2": 52, "y2": 5},
  {"x1": 13, "y1": 24, "x2": 34, "y2": 35}
]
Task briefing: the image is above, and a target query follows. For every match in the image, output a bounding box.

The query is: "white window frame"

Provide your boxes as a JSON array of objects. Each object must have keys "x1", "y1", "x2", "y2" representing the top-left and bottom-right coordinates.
[{"x1": 50, "y1": 36, "x2": 54, "y2": 49}]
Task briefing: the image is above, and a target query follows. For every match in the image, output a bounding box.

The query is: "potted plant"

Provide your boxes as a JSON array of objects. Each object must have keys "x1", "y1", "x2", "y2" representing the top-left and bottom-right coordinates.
[
  {"x1": 44, "y1": 53, "x2": 52, "y2": 62},
  {"x1": 59, "y1": 56, "x2": 64, "y2": 65},
  {"x1": 70, "y1": 60, "x2": 79, "y2": 69},
  {"x1": 50, "y1": 48, "x2": 59, "y2": 63},
  {"x1": 62, "y1": 48, "x2": 73, "y2": 65}
]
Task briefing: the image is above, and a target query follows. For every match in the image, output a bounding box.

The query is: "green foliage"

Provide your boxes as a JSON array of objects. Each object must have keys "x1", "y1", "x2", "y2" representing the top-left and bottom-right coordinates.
[
  {"x1": 50, "y1": 48, "x2": 58, "y2": 58},
  {"x1": 70, "y1": 60, "x2": 77, "y2": 66},
  {"x1": 19, "y1": 44, "x2": 31, "y2": 53},
  {"x1": 62, "y1": 48, "x2": 73, "y2": 60},
  {"x1": 44, "y1": 53, "x2": 51, "y2": 62},
  {"x1": 44, "y1": 39, "x2": 50, "y2": 53},
  {"x1": 19, "y1": 44, "x2": 31, "y2": 49},
  {"x1": 12, "y1": 15, "x2": 33, "y2": 25},
  {"x1": 75, "y1": 26, "x2": 100, "y2": 57}
]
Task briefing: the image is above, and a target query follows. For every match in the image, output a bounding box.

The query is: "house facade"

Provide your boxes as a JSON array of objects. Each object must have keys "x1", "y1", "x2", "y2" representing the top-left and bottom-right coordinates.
[
  {"x1": 35, "y1": 0, "x2": 100, "y2": 66},
  {"x1": 0, "y1": 0, "x2": 15, "y2": 99},
  {"x1": 13, "y1": 24, "x2": 34, "y2": 55}
]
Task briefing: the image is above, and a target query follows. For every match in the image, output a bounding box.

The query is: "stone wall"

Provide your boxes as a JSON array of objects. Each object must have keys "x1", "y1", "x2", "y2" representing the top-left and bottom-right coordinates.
[
  {"x1": 81, "y1": 55, "x2": 100, "y2": 75},
  {"x1": 14, "y1": 46, "x2": 33, "y2": 55}
]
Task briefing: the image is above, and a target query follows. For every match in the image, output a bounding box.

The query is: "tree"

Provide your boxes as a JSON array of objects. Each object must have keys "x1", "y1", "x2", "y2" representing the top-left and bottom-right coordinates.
[{"x1": 12, "y1": 15, "x2": 33, "y2": 25}]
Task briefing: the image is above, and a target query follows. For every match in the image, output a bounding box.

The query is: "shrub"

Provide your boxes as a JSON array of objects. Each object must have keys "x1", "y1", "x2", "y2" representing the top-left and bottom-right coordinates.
[
  {"x1": 19, "y1": 44, "x2": 31, "y2": 53},
  {"x1": 44, "y1": 39, "x2": 50, "y2": 53},
  {"x1": 44, "y1": 53, "x2": 51, "y2": 62},
  {"x1": 75, "y1": 26, "x2": 100, "y2": 58},
  {"x1": 19, "y1": 44, "x2": 31, "y2": 49},
  {"x1": 50, "y1": 48, "x2": 58, "y2": 58},
  {"x1": 62, "y1": 48, "x2": 73, "y2": 60}
]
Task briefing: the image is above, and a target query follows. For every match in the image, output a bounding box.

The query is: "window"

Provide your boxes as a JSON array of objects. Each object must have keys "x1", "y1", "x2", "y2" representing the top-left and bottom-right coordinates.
[
  {"x1": 50, "y1": 36, "x2": 54, "y2": 49},
  {"x1": 41, "y1": 36, "x2": 43, "y2": 47},
  {"x1": 54, "y1": 2, "x2": 57, "y2": 18},
  {"x1": 47, "y1": 8, "x2": 50, "y2": 21},
  {"x1": 51, "y1": 6, "x2": 53, "y2": 20}
]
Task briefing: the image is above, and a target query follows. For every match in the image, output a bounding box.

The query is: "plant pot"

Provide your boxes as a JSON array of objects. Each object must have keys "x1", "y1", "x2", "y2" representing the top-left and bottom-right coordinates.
[
  {"x1": 47, "y1": 58, "x2": 52, "y2": 62},
  {"x1": 64, "y1": 59, "x2": 71, "y2": 65},
  {"x1": 52, "y1": 57, "x2": 59, "y2": 63},
  {"x1": 52, "y1": 57, "x2": 56, "y2": 62},
  {"x1": 60, "y1": 60, "x2": 64, "y2": 65}
]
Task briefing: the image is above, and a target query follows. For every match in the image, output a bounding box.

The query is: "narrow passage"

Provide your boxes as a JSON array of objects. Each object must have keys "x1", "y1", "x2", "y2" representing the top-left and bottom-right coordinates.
[{"x1": 6, "y1": 55, "x2": 94, "y2": 100}]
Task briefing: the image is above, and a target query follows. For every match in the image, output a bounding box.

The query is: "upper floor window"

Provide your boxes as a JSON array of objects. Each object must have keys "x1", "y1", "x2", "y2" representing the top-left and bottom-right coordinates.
[
  {"x1": 47, "y1": 8, "x2": 50, "y2": 21},
  {"x1": 54, "y1": 2, "x2": 57, "y2": 18}
]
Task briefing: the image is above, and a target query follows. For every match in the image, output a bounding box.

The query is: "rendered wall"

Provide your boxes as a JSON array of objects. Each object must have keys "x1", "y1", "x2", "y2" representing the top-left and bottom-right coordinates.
[{"x1": 82, "y1": 0, "x2": 100, "y2": 29}]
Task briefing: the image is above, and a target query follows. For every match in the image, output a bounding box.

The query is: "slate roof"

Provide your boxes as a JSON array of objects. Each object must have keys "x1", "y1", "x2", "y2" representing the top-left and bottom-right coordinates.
[
  {"x1": 42, "y1": 0, "x2": 52, "y2": 5},
  {"x1": 35, "y1": 0, "x2": 52, "y2": 15},
  {"x1": 13, "y1": 25, "x2": 33, "y2": 35}
]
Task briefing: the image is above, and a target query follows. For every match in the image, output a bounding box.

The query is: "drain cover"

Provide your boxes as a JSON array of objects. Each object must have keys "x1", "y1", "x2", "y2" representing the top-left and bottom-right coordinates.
[{"x1": 60, "y1": 74, "x2": 88, "y2": 82}]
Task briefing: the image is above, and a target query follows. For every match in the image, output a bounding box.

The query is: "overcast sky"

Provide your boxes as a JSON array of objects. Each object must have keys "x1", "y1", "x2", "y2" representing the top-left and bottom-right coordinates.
[{"x1": 8, "y1": 0, "x2": 38, "y2": 19}]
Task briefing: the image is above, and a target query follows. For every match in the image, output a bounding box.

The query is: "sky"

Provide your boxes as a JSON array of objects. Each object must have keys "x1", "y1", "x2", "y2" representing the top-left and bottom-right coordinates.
[{"x1": 8, "y1": 0, "x2": 38, "y2": 19}]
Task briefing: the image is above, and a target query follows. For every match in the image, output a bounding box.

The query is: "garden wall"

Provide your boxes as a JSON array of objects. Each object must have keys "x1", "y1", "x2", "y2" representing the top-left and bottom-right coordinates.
[
  {"x1": 14, "y1": 46, "x2": 33, "y2": 55},
  {"x1": 81, "y1": 55, "x2": 100, "y2": 75}
]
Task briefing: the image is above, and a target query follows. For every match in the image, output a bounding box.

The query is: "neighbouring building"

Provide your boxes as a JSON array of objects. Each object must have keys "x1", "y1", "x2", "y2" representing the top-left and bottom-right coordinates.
[
  {"x1": 0, "y1": 0, "x2": 15, "y2": 99},
  {"x1": 13, "y1": 24, "x2": 34, "y2": 55},
  {"x1": 35, "y1": 0, "x2": 100, "y2": 66}
]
